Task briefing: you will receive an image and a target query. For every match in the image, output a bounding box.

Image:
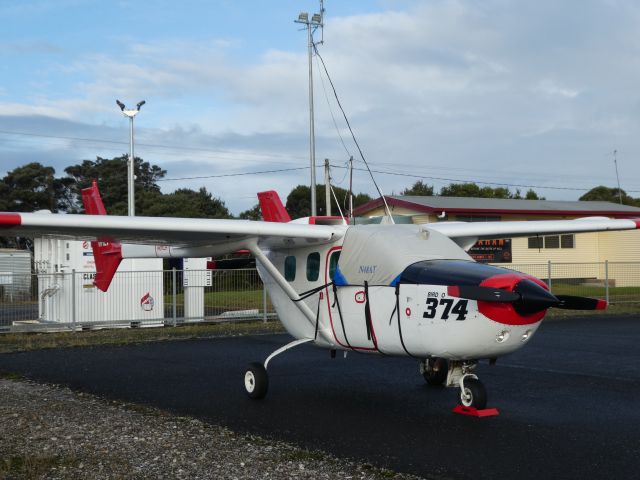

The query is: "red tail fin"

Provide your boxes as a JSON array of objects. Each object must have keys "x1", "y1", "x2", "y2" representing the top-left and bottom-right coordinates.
[
  {"x1": 81, "y1": 181, "x2": 122, "y2": 292},
  {"x1": 257, "y1": 190, "x2": 291, "y2": 222}
]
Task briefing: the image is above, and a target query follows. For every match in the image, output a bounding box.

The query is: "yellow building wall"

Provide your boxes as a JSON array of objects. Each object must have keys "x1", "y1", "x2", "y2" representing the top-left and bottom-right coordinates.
[{"x1": 597, "y1": 230, "x2": 640, "y2": 287}]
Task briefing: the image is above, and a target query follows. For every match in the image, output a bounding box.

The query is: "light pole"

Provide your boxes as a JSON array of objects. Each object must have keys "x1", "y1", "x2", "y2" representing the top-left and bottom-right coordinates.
[
  {"x1": 295, "y1": 6, "x2": 323, "y2": 217},
  {"x1": 116, "y1": 99, "x2": 145, "y2": 216}
]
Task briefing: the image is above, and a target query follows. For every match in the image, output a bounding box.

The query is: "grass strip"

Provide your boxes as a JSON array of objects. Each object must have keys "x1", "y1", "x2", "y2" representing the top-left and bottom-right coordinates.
[{"x1": 0, "y1": 320, "x2": 285, "y2": 354}]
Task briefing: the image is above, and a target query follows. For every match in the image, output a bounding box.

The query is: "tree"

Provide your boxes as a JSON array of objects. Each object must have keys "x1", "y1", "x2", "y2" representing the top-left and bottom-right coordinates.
[
  {"x1": 239, "y1": 204, "x2": 262, "y2": 220},
  {"x1": 439, "y1": 182, "x2": 544, "y2": 200},
  {"x1": 524, "y1": 189, "x2": 544, "y2": 200},
  {"x1": 400, "y1": 181, "x2": 434, "y2": 196},
  {"x1": 285, "y1": 184, "x2": 372, "y2": 219},
  {"x1": 64, "y1": 155, "x2": 166, "y2": 214},
  {"x1": 1, "y1": 163, "x2": 72, "y2": 212},
  {"x1": 139, "y1": 187, "x2": 230, "y2": 218},
  {"x1": 579, "y1": 186, "x2": 636, "y2": 206}
]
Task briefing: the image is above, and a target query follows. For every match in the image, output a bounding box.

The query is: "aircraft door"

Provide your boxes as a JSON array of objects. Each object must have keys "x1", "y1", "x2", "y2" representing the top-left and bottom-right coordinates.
[{"x1": 324, "y1": 248, "x2": 384, "y2": 352}]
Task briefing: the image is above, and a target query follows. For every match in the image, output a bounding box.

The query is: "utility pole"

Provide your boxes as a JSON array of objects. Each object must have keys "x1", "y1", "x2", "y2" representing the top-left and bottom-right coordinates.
[
  {"x1": 613, "y1": 149, "x2": 623, "y2": 204},
  {"x1": 295, "y1": 2, "x2": 324, "y2": 217},
  {"x1": 324, "y1": 158, "x2": 331, "y2": 216},
  {"x1": 116, "y1": 99, "x2": 146, "y2": 216},
  {"x1": 348, "y1": 156, "x2": 354, "y2": 222}
]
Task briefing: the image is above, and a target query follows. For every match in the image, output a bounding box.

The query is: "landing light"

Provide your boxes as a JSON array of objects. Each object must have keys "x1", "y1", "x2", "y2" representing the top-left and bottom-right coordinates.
[
  {"x1": 496, "y1": 330, "x2": 510, "y2": 343},
  {"x1": 521, "y1": 329, "x2": 533, "y2": 342}
]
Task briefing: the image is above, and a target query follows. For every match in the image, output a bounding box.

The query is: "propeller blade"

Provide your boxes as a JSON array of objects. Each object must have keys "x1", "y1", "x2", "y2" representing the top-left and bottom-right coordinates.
[
  {"x1": 447, "y1": 285, "x2": 520, "y2": 303},
  {"x1": 554, "y1": 295, "x2": 608, "y2": 310}
]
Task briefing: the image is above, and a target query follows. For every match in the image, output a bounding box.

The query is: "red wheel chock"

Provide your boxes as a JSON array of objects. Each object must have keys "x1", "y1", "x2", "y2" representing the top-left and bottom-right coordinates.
[{"x1": 452, "y1": 405, "x2": 500, "y2": 417}]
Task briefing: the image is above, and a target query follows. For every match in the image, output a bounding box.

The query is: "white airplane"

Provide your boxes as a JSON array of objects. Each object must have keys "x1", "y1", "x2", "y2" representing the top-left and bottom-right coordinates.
[{"x1": 1, "y1": 183, "x2": 637, "y2": 410}]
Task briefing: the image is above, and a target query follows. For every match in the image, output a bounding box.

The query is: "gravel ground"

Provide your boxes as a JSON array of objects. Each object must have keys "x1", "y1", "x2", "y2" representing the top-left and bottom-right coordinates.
[{"x1": 0, "y1": 378, "x2": 424, "y2": 480}]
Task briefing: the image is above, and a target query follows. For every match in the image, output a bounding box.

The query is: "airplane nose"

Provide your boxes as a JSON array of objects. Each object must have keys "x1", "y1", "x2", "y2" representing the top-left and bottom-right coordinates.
[{"x1": 512, "y1": 279, "x2": 560, "y2": 315}]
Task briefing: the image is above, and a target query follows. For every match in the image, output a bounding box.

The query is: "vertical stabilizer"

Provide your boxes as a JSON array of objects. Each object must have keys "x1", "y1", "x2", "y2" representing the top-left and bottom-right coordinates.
[
  {"x1": 257, "y1": 190, "x2": 292, "y2": 223},
  {"x1": 81, "y1": 181, "x2": 122, "y2": 292}
]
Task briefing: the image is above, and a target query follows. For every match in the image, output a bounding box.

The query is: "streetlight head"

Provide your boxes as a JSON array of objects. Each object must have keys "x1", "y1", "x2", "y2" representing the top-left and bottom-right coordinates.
[
  {"x1": 116, "y1": 99, "x2": 125, "y2": 111},
  {"x1": 136, "y1": 100, "x2": 146, "y2": 110},
  {"x1": 298, "y1": 12, "x2": 308, "y2": 22},
  {"x1": 311, "y1": 13, "x2": 322, "y2": 24}
]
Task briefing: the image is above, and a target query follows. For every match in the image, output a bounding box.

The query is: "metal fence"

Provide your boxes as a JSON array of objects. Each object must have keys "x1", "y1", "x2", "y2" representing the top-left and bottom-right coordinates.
[
  {"x1": 498, "y1": 261, "x2": 640, "y2": 304},
  {"x1": 1, "y1": 262, "x2": 639, "y2": 332},
  {"x1": 0, "y1": 268, "x2": 275, "y2": 332}
]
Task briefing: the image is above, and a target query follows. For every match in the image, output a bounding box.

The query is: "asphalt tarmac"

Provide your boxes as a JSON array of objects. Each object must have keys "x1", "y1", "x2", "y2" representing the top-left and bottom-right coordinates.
[{"x1": 2, "y1": 315, "x2": 639, "y2": 479}]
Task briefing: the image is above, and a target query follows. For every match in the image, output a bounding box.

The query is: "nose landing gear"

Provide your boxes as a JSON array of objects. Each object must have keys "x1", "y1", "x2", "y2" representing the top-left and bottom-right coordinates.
[
  {"x1": 459, "y1": 374, "x2": 487, "y2": 410},
  {"x1": 443, "y1": 360, "x2": 490, "y2": 411}
]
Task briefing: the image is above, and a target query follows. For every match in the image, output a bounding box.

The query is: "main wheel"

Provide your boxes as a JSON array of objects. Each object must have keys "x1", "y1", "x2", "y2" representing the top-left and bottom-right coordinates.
[
  {"x1": 460, "y1": 378, "x2": 487, "y2": 409},
  {"x1": 422, "y1": 358, "x2": 448, "y2": 386},
  {"x1": 244, "y1": 362, "x2": 268, "y2": 399}
]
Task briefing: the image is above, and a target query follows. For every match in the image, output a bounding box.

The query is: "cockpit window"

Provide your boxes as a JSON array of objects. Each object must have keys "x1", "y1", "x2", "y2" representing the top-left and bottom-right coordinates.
[
  {"x1": 329, "y1": 251, "x2": 341, "y2": 280},
  {"x1": 306, "y1": 252, "x2": 320, "y2": 281},
  {"x1": 284, "y1": 256, "x2": 296, "y2": 281}
]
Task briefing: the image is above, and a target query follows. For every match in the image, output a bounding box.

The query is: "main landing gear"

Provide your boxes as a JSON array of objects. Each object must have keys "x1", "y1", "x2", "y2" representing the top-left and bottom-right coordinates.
[
  {"x1": 243, "y1": 338, "x2": 313, "y2": 400},
  {"x1": 420, "y1": 358, "x2": 488, "y2": 410}
]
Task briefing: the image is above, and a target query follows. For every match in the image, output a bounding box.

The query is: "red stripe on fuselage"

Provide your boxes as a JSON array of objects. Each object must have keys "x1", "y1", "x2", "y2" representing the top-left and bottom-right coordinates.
[{"x1": 0, "y1": 213, "x2": 21, "y2": 227}]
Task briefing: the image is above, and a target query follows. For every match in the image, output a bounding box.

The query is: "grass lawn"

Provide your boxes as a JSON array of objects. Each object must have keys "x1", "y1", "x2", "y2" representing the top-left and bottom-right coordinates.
[
  {"x1": 0, "y1": 320, "x2": 285, "y2": 354},
  {"x1": 166, "y1": 290, "x2": 270, "y2": 310}
]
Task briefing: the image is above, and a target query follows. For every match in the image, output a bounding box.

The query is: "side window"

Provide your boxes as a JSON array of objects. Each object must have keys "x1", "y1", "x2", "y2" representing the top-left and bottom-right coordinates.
[
  {"x1": 329, "y1": 251, "x2": 341, "y2": 280},
  {"x1": 306, "y1": 252, "x2": 320, "y2": 281},
  {"x1": 284, "y1": 256, "x2": 296, "y2": 281}
]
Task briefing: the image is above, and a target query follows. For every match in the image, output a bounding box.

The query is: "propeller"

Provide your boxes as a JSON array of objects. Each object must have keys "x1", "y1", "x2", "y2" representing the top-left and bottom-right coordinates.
[
  {"x1": 555, "y1": 295, "x2": 607, "y2": 310},
  {"x1": 447, "y1": 285, "x2": 520, "y2": 302},
  {"x1": 448, "y1": 282, "x2": 607, "y2": 312}
]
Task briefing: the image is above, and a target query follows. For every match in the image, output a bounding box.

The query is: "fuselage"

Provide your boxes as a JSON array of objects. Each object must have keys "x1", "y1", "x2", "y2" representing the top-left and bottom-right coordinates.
[{"x1": 258, "y1": 223, "x2": 547, "y2": 361}]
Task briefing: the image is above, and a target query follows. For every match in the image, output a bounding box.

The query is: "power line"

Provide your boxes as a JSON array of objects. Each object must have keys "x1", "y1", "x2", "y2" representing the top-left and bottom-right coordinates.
[
  {"x1": 2, "y1": 128, "x2": 639, "y2": 193},
  {"x1": 0, "y1": 128, "x2": 299, "y2": 161},
  {"x1": 329, "y1": 164, "x2": 626, "y2": 193},
  {"x1": 157, "y1": 166, "x2": 309, "y2": 182}
]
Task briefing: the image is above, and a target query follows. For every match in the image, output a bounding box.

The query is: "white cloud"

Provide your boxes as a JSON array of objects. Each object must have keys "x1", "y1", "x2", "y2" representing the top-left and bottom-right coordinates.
[{"x1": 4, "y1": 0, "x2": 640, "y2": 213}]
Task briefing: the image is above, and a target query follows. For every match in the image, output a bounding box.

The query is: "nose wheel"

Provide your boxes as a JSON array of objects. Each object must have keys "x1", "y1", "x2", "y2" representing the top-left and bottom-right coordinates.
[{"x1": 459, "y1": 375, "x2": 487, "y2": 410}]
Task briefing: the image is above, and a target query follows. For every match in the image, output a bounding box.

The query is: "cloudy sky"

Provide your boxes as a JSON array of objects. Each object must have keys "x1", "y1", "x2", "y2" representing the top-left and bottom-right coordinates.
[{"x1": 1, "y1": 0, "x2": 639, "y2": 214}]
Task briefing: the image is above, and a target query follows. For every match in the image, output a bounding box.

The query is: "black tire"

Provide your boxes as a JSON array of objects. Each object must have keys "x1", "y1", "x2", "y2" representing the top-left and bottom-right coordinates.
[
  {"x1": 460, "y1": 378, "x2": 487, "y2": 409},
  {"x1": 244, "y1": 362, "x2": 268, "y2": 399},
  {"x1": 423, "y1": 358, "x2": 448, "y2": 386}
]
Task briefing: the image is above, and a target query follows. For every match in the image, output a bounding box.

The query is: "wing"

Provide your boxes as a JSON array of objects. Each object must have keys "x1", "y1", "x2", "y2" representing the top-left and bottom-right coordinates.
[
  {"x1": 426, "y1": 216, "x2": 640, "y2": 250},
  {"x1": 0, "y1": 212, "x2": 343, "y2": 249}
]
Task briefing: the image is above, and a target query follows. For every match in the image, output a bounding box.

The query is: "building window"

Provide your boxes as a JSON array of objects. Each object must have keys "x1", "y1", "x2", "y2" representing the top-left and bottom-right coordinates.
[
  {"x1": 527, "y1": 234, "x2": 575, "y2": 249},
  {"x1": 528, "y1": 237, "x2": 543, "y2": 249},
  {"x1": 544, "y1": 236, "x2": 560, "y2": 249},
  {"x1": 306, "y1": 252, "x2": 320, "y2": 281},
  {"x1": 561, "y1": 234, "x2": 575, "y2": 248},
  {"x1": 284, "y1": 256, "x2": 296, "y2": 281},
  {"x1": 329, "y1": 251, "x2": 341, "y2": 280}
]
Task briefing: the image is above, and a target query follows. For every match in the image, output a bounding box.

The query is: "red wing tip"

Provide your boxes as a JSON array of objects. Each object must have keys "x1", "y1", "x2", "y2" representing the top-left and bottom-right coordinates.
[
  {"x1": 0, "y1": 213, "x2": 21, "y2": 227},
  {"x1": 447, "y1": 286, "x2": 461, "y2": 297},
  {"x1": 596, "y1": 299, "x2": 608, "y2": 310},
  {"x1": 631, "y1": 218, "x2": 640, "y2": 229}
]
